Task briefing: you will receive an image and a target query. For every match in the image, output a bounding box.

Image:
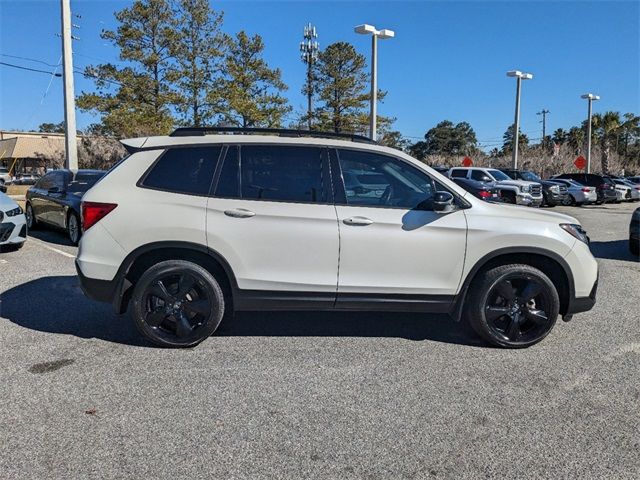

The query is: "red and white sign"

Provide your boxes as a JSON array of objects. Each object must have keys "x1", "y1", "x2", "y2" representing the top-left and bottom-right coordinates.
[
  {"x1": 462, "y1": 156, "x2": 473, "y2": 167},
  {"x1": 574, "y1": 156, "x2": 586, "y2": 170}
]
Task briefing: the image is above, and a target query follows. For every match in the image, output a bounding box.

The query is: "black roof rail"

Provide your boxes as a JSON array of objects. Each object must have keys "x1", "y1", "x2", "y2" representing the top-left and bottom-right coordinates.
[{"x1": 169, "y1": 126, "x2": 376, "y2": 144}]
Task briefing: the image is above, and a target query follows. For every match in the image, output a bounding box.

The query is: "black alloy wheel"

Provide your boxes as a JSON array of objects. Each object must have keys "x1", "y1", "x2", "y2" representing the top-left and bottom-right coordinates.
[
  {"x1": 132, "y1": 260, "x2": 225, "y2": 347},
  {"x1": 67, "y1": 212, "x2": 81, "y2": 245},
  {"x1": 466, "y1": 264, "x2": 559, "y2": 348}
]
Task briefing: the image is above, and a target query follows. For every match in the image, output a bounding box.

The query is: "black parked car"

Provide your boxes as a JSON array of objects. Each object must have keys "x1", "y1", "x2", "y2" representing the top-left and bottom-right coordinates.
[
  {"x1": 499, "y1": 169, "x2": 569, "y2": 207},
  {"x1": 451, "y1": 177, "x2": 502, "y2": 201},
  {"x1": 552, "y1": 173, "x2": 617, "y2": 204},
  {"x1": 26, "y1": 169, "x2": 105, "y2": 244},
  {"x1": 630, "y1": 207, "x2": 640, "y2": 256}
]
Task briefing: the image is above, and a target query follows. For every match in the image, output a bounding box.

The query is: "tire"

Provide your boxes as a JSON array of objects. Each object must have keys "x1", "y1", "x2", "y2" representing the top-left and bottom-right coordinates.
[
  {"x1": 502, "y1": 191, "x2": 517, "y2": 204},
  {"x1": 67, "y1": 211, "x2": 81, "y2": 245},
  {"x1": 631, "y1": 239, "x2": 639, "y2": 256},
  {"x1": 131, "y1": 260, "x2": 225, "y2": 348},
  {"x1": 464, "y1": 264, "x2": 560, "y2": 348},
  {"x1": 25, "y1": 203, "x2": 38, "y2": 230}
]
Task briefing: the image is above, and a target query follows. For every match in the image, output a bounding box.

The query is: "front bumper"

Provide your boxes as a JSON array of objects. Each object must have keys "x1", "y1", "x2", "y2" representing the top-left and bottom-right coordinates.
[
  {"x1": 565, "y1": 275, "x2": 598, "y2": 316},
  {"x1": 516, "y1": 193, "x2": 544, "y2": 207},
  {"x1": 0, "y1": 216, "x2": 27, "y2": 245},
  {"x1": 545, "y1": 192, "x2": 570, "y2": 206}
]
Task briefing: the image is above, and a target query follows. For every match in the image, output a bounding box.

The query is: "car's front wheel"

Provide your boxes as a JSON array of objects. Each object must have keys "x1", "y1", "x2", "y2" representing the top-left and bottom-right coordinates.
[
  {"x1": 465, "y1": 264, "x2": 559, "y2": 348},
  {"x1": 131, "y1": 260, "x2": 225, "y2": 348},
  {"x1": 25, "y1": 203, "x2": 38, "y2": 230}
]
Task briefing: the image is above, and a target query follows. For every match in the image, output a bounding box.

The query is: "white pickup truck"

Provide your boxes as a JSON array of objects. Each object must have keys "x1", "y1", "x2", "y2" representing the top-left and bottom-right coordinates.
[{"x1": 448, "y1": 167, "x2": 543, "y2": 206}]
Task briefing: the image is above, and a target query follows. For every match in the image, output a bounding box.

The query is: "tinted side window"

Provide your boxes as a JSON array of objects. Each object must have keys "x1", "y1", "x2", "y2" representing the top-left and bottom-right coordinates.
[
  {"x1": 337, "y1": 149, "x2": 437, "y2": 210},
  {"x1": 471, "y1": 170, "x2": 488, "y2": 182},
  {"x1": 214, "y1": 146, "x2": 240, "y2": 198},
  {"x1": 142, "y1": 146, "x2": 221, "y2": 195},
  {"x1": 35, "y1": 173, "x2": 54, "y2": 190},
  {"x1": 239, "y1": 145, "x2": 326, "y2": 203},
  {"x1": 450, "y1": 169, "x2": 467, "y2": 178}
]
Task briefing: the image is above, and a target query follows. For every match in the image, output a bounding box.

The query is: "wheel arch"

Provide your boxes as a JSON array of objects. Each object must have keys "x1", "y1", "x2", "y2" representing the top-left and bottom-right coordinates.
[
  {"x1": 451, "y1": 247, "x2": 575, "y2": 321},
  {"x1": 113, "y1": 241, "x2": 238, "y2": 315}
]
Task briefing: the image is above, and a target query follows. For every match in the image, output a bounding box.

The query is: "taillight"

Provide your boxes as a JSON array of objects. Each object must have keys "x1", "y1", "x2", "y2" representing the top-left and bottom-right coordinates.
[
  {"x1": 582, "y1": 187, "x2": 590, "y2": 192},
  {"x1": 82, "y1": 202, "x2": 117, "y2": 232},
  {"x1": 479, "y1": 190, "x2": 491, "y2": 199}
]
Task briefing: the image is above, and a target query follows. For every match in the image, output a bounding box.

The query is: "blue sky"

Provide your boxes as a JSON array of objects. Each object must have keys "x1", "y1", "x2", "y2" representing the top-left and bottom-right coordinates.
[{"x1": 0, "y1": 0, "x2": 638, "y2": 149}]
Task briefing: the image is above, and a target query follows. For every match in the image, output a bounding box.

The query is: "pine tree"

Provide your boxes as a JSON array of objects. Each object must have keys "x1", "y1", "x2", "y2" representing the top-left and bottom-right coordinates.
[
  {"x1": 77, "y1": 0, "x2": 177, "y2": 137},
  {"x1": 212, "y1": 31, "x2": 291, "y2": 128}
]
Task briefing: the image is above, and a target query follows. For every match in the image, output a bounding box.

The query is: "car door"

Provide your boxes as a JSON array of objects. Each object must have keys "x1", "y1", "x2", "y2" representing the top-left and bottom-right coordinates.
[
  {"x1": 48, "y1": 170, "x2": 71, "y2": 227},
  {"x1": 206, "y1": 144, "x2": 340, "y2": 308},
  {"x1": 332, "y1": 148, "x2": 467, "y2": 307},
  {"x1": 31, "y1": 172, "x2": 56, "y2": 223}
]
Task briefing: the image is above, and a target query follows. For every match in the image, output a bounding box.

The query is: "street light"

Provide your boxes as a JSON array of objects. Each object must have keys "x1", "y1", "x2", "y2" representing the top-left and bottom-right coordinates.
[
  {"x1": 354, "y1": 24, "x2": 395, "y2": 141},
  {"x1": 581, "y1": 93, "x2": 600, "y2": 174},
  {"x1": 506, "y1": 70, "x2": 533, "y2": 169}
]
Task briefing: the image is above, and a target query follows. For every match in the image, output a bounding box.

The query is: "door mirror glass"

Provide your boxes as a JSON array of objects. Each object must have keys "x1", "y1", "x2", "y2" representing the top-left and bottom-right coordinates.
[{"x1": 48, "y1": 186, "x2": 62, "y2": 194}]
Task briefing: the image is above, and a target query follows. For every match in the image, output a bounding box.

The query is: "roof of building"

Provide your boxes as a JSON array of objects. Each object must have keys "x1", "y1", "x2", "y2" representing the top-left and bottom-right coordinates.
[{"x1": 0, "y1": 132, "x2": 65, "y2": 160}]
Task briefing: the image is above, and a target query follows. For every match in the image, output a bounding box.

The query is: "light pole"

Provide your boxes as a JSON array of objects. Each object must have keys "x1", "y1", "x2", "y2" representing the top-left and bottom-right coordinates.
[
  {"x1": 300, "y1": 23, "x2": 319, "y2": 130},
  {"x1": 354, "y1": 24, "x2": 394, "y2": 141},
  {"x1": 581, "y1": 93, "x2": 600, "y2": 174},
  {"x1": 506, "y1": 70, "x2": 533, "y2": 169}
]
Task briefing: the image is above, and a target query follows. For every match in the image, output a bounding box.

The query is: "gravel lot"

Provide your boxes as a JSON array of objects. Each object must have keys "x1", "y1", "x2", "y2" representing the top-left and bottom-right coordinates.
[{"x1": 1, "y1": 202, "x2": 638, "y2": 479}]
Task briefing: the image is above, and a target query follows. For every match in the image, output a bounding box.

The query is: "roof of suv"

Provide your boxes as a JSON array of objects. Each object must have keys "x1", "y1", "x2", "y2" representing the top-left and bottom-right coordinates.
[{"x1": 122, "y1": 127, "x2": 379, "y2": 153}]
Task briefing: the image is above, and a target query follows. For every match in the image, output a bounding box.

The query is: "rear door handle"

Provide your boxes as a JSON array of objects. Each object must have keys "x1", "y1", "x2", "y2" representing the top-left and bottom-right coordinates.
[
  {"x1": 343, "y1": 216, "x2": 373, "y2": 226},
  {"x1": 224, "y1": 208, "x2": 256, "y2": 218}
]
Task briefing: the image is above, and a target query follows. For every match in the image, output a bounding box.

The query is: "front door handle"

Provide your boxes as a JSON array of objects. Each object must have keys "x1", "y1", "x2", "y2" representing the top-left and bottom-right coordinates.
[
  {"x1": 343, "y1": 216, "x2": 373, "y2": 226},
  {"x1": 224, "y1": 208, "x2": 256, "y2": 219}
]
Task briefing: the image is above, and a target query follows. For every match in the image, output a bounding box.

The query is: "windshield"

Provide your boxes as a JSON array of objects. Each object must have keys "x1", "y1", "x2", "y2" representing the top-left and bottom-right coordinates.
[
  {"x1": 520, "y1": 171, "x2": 541, "y2": 182},
  {"x1": 68, "y1": 173, "x2": 105, "y2": 193},
  {"x1": 487, "y1": 169, "x2": 511, "y2": 181}
]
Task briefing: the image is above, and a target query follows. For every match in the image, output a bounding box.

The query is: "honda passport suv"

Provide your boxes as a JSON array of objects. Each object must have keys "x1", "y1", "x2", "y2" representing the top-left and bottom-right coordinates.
[{"x1": 76, "y1": 128, "x2": 598, "y2": 348}]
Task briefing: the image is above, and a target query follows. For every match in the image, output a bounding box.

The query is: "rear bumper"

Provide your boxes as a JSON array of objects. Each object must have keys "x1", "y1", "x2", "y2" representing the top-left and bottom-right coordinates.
[{"x1": 76, "y1": 260, "x2": 117, "y2": 303}]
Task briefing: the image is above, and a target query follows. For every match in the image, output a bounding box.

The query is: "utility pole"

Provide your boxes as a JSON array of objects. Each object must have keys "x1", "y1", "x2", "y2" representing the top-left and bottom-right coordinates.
[
  {"x1": 60, "y1": 0, "x2": 78, "y2": 170},
  {"x1": 537, "y1": 109, "x2": 550, "y2": 146},
  {"x1": 300, "y1": 23, "x2": 319, "y2": 130}
]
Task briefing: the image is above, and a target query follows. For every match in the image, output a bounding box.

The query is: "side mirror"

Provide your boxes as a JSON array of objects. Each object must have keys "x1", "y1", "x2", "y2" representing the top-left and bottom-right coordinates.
[
  {"x1": 433, "y1": 191, "x2": 455, "y2": 213},
  {"x1": 482, "y1": 176, "x2": 492, "y2": 183},
  {"x1": 48, "y1": 186, "x2": 64, "y2": 195}
]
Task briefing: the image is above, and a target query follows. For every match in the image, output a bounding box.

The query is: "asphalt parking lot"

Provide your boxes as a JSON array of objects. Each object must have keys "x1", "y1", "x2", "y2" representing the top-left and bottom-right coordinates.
[{"x1": 1, "y1": 202, "x2": 638, "y2": 479}]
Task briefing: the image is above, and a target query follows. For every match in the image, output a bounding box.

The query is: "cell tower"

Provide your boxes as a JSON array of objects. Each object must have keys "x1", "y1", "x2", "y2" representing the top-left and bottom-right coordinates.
[{"x1": 300, "y1": 23, "x2": 319, "y2": 130}]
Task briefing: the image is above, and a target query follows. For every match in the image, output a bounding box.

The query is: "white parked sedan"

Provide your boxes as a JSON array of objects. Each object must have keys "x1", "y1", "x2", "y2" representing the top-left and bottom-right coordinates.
[
  {"x1": 0, "y1": 192, "x2": 27, "y2": 250},
  {"x1": 613, "y1": 179, "x2": 640, "y2": 201},
  {"x1": 612, "y1": 179, "x2": 639, "y2": 202},
  {"x1": 549, "y1": 179, "x2": 597, "y2": 206}
]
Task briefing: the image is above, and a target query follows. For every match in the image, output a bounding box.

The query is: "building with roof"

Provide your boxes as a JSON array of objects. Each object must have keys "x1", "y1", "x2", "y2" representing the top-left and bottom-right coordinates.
[{"x1": 0, "y1": 131, "x2": 70, "y2": 175}]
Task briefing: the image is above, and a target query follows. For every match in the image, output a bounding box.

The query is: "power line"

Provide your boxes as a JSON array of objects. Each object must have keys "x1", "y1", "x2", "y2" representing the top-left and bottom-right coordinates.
[{"x1": 0, "y1": 61, "x2": 62, "y2": 77}]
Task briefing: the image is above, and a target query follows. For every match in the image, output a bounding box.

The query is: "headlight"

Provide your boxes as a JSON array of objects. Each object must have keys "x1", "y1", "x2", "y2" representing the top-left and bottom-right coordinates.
[
  {"x1": 560, "y1": 223, "x2": 589, "y2": 244},
  {"x1": 520, "y1": 185, "x2": 531, "y2": 193},
  {"x1": 550, "y1": 185, "x2": 559, "y2": 193},
  {"x1": 5, "y1": 206, "x2": 22, "y2": 217}
]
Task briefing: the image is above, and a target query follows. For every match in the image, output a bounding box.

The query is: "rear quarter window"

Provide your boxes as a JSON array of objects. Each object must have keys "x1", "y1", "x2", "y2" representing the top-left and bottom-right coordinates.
[
  {"x1": 450, "y1": 169, "x2": 467, "y2": 178},
  {"x1": 141, "y1": 146, "x2": 222, "y2": 196}
]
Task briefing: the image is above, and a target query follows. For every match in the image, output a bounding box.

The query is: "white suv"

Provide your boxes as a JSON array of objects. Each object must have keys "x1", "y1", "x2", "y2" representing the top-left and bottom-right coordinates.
[
  {"x1": 448, "y1": 167, "x2": 543, "y2": 206},
  {"x1": 76, "y1": 128, "x2": 598, "y2": 348}
]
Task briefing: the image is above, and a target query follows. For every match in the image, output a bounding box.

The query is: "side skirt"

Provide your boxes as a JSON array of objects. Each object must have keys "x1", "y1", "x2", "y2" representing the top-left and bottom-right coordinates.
[{"x1": 234, "y1": 290, "x2": 455, "y2": 313}]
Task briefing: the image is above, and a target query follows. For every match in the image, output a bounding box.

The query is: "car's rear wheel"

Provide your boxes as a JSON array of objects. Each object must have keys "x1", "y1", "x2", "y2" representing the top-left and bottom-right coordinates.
[
  {"x1": 25, "y1": 203, "x2": 38, "y2": 230},
  {"x1": 630, "y1": 238, "x2": 639, "y2": 256},
  {"x1": 465, "y1": 264, "x2": 559, "y2": 348},
  {"x1": 67, "y1": 211, "x2": 81, "y2": 245},
  {"x1": 131, "y1": 260, "x2": 225, "y2": 348}
]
